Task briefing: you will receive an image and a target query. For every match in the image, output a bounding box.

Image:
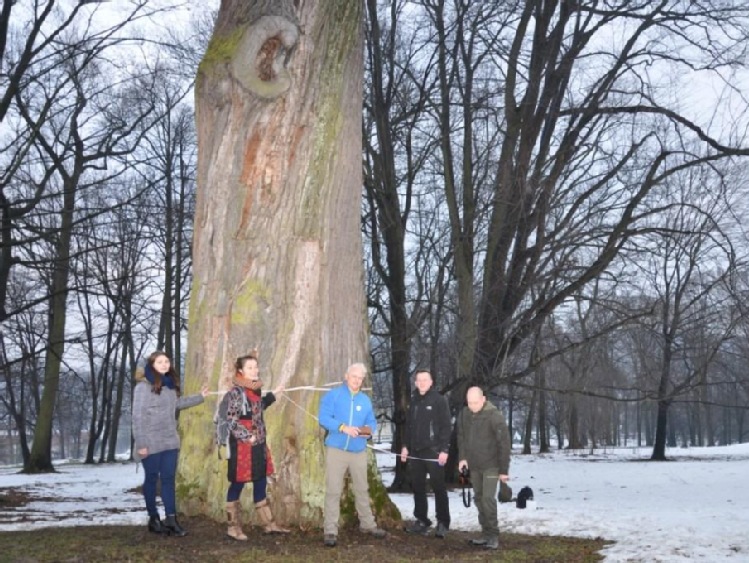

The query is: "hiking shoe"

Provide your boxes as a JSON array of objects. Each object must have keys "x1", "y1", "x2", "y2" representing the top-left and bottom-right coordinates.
[
  {"x1": 405, "y1": 519, "x2": 430, "y2": 535},
  {"x1": 470, "y1": 537, "x2": 488, "y2": 546},
  {"x1": 485, "y1": 536, "x2": 499, "y2": 550},
  {"x1": 361, "y1": 526, "x2": 386, "y2": 538},
  {"x1": 323, "y1": 534, "x2": 337, "y2": 547},
  {"x1": 435, "y1": 521, "x2": 448, "y2": 538}
]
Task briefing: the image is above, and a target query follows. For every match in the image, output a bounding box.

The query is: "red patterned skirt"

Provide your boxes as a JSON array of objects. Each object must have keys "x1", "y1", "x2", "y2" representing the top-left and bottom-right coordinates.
[{"x1": 227, "y1": 419, "x2": 274, "y2": 483}]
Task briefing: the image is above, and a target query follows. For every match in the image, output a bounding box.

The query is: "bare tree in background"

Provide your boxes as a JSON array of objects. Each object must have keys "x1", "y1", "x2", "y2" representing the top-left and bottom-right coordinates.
[
  {"x1": 363, "y1": 0, "x2": 440, "y2": 489},
  {"x1": 137, "y1": 88, "x2": 197, "y2": 363},
  {"x1": 635, "y1": 172, "x2": 741, "y2": 460},
  {"x1": 7, "y1": 2, "x2": 173, "y2": 472},
  {"x1": 0, "y1": 2, "x2": 217, "y2": 468},
  {"x1": 0, "y1": 299, "x2": 44, "y2": 464},
  {"x1": 472, "y1": 1, "x2": 749, "y2": 391},
  {"x1": 0, "y1": 0, "x2": 160, "y2": 322}
]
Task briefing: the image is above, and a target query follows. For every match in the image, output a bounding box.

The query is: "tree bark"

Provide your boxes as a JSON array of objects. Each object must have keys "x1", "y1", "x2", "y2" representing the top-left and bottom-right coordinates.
[
  {"x1": 179, "y1": 0, "x2": 397, "y2": 526},
  {"x1": 26, "y1": 176, "x2": 76, "y2": 473},
  {"x1": 567, "y1": 400, "x2": 582, "y2": 450},
  {"x1": 538, "y1": 367, "x2": 549, "y2": 453},
  {"x1": 107, "y1": 348, "x2": 127, "y2": 462},
  {"x1": 523, "y1": 389, "x2": 536, "y2": 455},
  {"x1": 651, "y1": 398, "x2": 670, "y2": 460}
]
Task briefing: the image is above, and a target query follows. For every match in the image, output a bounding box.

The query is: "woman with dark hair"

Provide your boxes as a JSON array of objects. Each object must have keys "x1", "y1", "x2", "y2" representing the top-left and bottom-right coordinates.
[
  {"x1": 224, "y1": 352, "x2": 288, "y2": 540},
  {"x1": 132, "y1": 351, "x2": 209, "y2": 536}
]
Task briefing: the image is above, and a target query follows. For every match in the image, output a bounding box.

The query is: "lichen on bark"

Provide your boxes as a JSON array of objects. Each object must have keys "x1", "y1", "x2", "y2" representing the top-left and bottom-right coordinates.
[{"x1": 198, "y1": 15, "x2": 299, "y2": 101}]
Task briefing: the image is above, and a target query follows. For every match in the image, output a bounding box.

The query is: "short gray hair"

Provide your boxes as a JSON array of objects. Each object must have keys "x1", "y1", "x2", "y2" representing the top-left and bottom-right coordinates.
[{"x1": 347, "y1": 362, "x2": 368, "y2": 377}]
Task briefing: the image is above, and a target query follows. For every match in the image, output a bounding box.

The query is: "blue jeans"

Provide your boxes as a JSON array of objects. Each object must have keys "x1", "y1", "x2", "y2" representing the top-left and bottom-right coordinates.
[
  {"x1": 141, "y1": 448, "x2": 179, "y2": 517},
  {"x1": 227, "y1": 477, "x2": 267, "y2": 503}
]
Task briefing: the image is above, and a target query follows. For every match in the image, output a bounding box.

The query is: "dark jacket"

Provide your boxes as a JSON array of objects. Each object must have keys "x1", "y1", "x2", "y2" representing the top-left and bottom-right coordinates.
[
  {"x1": 457, "y1": 400, "x2": 511, "y2": 474},
  {"x1": 403, "y1": 387, "x2": 452, "y2": 454},
  {"x1": 226, "y1": 385, "x2": 276, "y2": 444}
]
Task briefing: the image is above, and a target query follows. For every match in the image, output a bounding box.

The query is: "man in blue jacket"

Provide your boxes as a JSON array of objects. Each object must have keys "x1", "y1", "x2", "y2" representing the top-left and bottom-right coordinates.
[{"x1": 319, "y1": 362, "x2": 387, "y2": 547}]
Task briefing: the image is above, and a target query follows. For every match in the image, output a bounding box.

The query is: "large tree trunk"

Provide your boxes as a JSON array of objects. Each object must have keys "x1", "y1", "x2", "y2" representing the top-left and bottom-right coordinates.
[
  {"x1": 522, "y1": 389, "x2": 536, "y2": 455},
  {"x1": 107, "y1": 346, "x2": 127, "y2": 462},
  {"x1": 651, "y1": 348, "x2": 673, "y2": 460},
  {"x1": 26, "y1": 178, "x2": 77, "y2": 473},
  {"x1": 178, "y1": 0, "x2": 397, "y2": 526},
  {"x1": 538, "y1": 368, "x2": 550, "y2": 453},
  {"x1": 651, "y1": 398, "x2": 670, "y2": 460},
  {"x1": 567, "y1": 400, "x2": 583, "y2": 450}
]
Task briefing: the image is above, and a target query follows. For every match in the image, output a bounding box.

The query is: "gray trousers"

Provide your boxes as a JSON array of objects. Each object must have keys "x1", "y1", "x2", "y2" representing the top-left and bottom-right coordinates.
[
  {"x1": 471, "y1": 466, "x2": 500, "y2": 538},
  {"x1": 324, "y1": 446, "x2": 377, "y2": 535}
]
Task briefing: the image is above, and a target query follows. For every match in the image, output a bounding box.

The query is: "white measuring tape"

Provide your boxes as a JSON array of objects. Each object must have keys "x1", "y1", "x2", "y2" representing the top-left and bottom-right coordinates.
[{"x1": 207, "y1": 383, "x2": 440, "y2": 463}]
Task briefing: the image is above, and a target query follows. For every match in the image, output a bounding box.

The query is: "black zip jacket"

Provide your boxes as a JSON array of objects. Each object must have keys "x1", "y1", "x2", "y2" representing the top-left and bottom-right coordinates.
[{"x1": 403, "y1": 387, "x2": 452, "y2": 454}]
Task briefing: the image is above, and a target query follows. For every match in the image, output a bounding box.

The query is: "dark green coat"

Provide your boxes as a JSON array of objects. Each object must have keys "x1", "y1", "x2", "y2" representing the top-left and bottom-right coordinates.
[{"x1": 457, "y1": 400, "x2": 511, "y2": 474}]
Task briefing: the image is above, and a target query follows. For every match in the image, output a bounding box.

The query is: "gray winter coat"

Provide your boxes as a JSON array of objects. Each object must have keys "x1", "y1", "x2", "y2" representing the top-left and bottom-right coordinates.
[{"x1": 131, "y1": 369, "x2": 204, "y2": 461}]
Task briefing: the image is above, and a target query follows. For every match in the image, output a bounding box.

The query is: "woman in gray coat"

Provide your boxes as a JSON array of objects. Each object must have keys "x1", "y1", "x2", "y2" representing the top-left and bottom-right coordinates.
[{"x1": 132, "y1": 351, "x2": 208, "y2": 536}]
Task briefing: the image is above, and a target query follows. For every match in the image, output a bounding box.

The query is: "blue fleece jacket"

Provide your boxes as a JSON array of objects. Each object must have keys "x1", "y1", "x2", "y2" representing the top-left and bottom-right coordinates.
[{"x1": 319, "y1": 383, "x2": 377, "y2": 453}]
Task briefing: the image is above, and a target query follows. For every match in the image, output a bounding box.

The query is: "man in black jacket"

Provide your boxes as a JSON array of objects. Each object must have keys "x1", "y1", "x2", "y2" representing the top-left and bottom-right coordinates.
[
  {"x1": 457, "y1": 386, "x2": 511, "y2": 550},
  {"x1": 400, "y1": 370, "x2": 452, "y2": 538}
]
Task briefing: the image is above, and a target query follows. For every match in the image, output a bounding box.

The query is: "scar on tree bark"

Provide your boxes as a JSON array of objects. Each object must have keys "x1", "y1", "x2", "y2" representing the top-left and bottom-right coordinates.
[{"x1": 230, "y1": 16, "x2": 299, "y2": 100}]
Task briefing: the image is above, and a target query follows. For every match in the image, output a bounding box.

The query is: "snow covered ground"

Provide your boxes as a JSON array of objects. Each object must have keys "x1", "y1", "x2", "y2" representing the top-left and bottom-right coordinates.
[
  {"x1": 381, "y1": 443, "x2": 749, "y2": 562},
  {"x1": 1, "y1": 443, "x2": 748, "y2": 562}
]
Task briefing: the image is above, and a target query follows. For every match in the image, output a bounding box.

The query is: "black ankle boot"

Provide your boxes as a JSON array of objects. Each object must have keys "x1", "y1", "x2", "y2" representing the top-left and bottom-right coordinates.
[
  {"x1": 147, "y1": 515, "x2": 164, "y2": 534},
  {"x1": 163, "y1": 514, "x2": 187, "y2": 537}
]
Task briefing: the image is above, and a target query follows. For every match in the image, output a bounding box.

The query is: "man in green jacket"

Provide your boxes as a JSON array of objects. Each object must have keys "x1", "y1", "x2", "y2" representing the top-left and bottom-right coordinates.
[{"x1": 457, "y1": 386, "x2": 511, "y2": 550}]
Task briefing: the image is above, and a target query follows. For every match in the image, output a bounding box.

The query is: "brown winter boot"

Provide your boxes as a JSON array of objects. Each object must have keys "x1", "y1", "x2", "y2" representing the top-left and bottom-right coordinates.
[
  {"x1": 255, "y1": 499, "x2": 290, "y2": 534},
  {"x1": 226, "y1": 501, "x2": 248, "y2": 541}
]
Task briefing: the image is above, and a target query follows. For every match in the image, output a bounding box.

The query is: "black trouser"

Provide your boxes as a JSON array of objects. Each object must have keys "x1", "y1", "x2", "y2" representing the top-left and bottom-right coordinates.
[{"x1": 410, "y1": 448, "x2": 450, "y2": 527}]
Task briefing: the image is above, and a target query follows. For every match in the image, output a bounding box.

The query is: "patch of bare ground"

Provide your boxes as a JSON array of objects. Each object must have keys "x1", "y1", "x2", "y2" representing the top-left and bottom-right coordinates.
[{"x1": 0, "y1": 514, "x2": 609, "y2": 562}]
